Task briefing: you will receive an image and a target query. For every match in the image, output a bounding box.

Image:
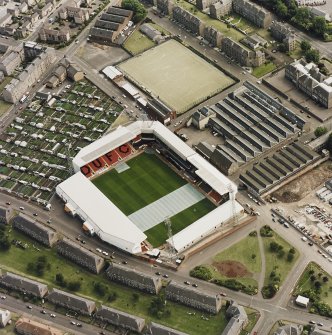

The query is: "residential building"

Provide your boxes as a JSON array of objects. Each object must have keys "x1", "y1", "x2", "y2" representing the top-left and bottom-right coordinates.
[
  {"x1": 285, "y1": 60, "x2": 332, "y2": 108},
  {"x1": 216, "y1": 0, "x2": 234, "y2": 17},
  {"x1": 232, "y1": 0, "x2": 272, "y2": 28},
  {"x1": 18, "y1": 2, "x2": 28, "y2": 13},
  {"x1": 89, "y1": 6, "x2": 133, "y2": 45},
  {"x1": 95, "y1": 306, "x2": 145, "y2": 332},
  {"x1": 196, "y1": 0, "x2": 219, "y2": 10},
  {"x1": 0, "y1": 309, "x2": 11, "y2": 328},
  {"x1": 0, "y1": 207, "x2": 7, "y2": 224},
  {"x1": 31, "y1": 12, "x2": 39, "y2": 25},
  {"x1": 67, "y1": 64, "x2": 84, "y2": 81},
  {"x1": 15, "y1": 317, "x2": 63, "y2": 335},
  {"x1": 146, "y1": 98, "x2": 176, "y2": 125},
  {"x1": 0, "y1": 43, "x2": 24, "y2": 76},
  {"x1": 221, "y1": 301, "x2": 248, "y2": 335},
  {"x1": 12, "y1": 213, "x2": 58, "y2": 247},
  {"x1": 203, "y1": 26, "x2": 223, "y2": 47},
  {"x1": 173, "y1": 6, "x2": 205, "y2": 36},
  {"x1": 222, "y1": 37, "x2": 265, "y2": 67},
  {"x1": 274, "y1": 324, "x2": 302, "y2": 335},
  {"x1": 47, "y1": 288, "x2": 96, "y2": 315},
  {"x1": 241, "y1": 34, "x2": 267, "y2": 50},
  {"x1": 106, "y1": 263, "x2": 162, "y2": 294},
  {"x1": 156, "y1": 0, "x2": 174, "y2": 15},
  {"x1": 165, "y1": 282, "x2": 222, "y2": 314},
  {"x1": 7, "y1": 7, "x2": 20, "y2": 17},
  {"x1": 0, "y1": 270, "x2": 48, "y2": 297},
  {"x1": 3, "y1": 44, "x2": 56, "y2": 103},
  {"x1": 0, "y1": 14, "x2": 12, "y2": 28},
  {"x1": 270, "y1": 21, "x2": 296, "y2": 51},
  {"x1": 66, "y1": 6, "x2": 89, "y2": 24},
  {"x1": 147, "y1": 322, "x2": 189, "y2": 335},
  {"x1": 56, "y1": 238, "x2": 105, "y2": 273},
  {"x1": 39, "y1": 26, "x2": 70, "y2": 43}
]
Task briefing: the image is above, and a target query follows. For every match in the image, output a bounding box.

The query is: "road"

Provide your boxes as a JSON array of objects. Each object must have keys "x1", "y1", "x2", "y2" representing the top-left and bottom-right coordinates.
[{"x1": 0, "y1": 295, "x2": 116, "y2": 335}]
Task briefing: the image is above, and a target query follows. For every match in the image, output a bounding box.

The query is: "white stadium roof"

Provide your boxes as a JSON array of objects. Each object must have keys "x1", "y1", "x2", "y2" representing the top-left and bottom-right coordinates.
[
  {"x1": 56, "y1": 172, "x2": 147, "y2": 253},
  {"x1": 167, "y1": 200, "x2": 243, "y2": 252},
  {"x1": 102, "y1": 66, "x2": 123, "y2": 80}
]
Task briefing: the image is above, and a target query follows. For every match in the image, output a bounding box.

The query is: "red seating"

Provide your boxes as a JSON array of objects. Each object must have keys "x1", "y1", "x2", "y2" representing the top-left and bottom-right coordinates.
[
  {"x1": 209, "y1": 190, "x2": 222, "y2": 203},
  {"x1": 80, "y1": 165, "x2": 92, "y2": 178},
  {"x1": 115, "y1": 144, "x2": 132, "y2": 159}
]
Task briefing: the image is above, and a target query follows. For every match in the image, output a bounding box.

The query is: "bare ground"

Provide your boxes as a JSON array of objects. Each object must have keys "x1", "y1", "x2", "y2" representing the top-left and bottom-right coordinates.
[
  {"x1": 272, "y1": 160, "x2": 332, "y2": 203},
  {"x1": 212, "y1": 260, "x2": 252, "y2": 278}
]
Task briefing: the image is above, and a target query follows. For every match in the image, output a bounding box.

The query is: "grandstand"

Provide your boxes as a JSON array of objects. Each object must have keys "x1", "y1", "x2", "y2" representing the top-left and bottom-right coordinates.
[{"x1": 56, "y1": 121, "x2": 242, "y2": 254}]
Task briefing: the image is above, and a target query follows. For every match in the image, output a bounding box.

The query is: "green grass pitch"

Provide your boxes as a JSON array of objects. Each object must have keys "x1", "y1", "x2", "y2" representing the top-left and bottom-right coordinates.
[
  {"x1": 145, "y1": 198, "x2": 216, "y2": 247},
  {"x1": 92, "y1": 153, "x2": 187, "y2": 215}
]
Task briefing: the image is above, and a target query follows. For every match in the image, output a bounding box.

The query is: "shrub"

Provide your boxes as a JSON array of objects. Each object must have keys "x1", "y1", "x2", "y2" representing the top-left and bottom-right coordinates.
[
  {"x1": 261, "y1": 284, "x2": 278, "y2": 299},
  {"x1": 249, "y1": 231, "x2": 257, "y2": 237},
  {"x1": 260, "y1": 225, "x2": 274, "y2": 237},
  {"x1": 190, "y1": 265, "x2": 213, "y2": 281},
  {"x1": 67, "y1": 281, "x2": 81, "y2": 292}
]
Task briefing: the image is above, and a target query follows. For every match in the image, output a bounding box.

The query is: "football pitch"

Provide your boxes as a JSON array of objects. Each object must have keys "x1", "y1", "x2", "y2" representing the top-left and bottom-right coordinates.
[
  {"x1": 92, "y1": 153, "x2": 186, "y2": 215},
  {"x1": 118, "y1": 40, "x2": 234, "y2": 113}
]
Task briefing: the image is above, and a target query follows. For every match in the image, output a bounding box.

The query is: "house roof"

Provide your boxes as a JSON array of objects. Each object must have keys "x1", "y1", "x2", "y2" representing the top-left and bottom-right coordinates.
[
  {"x1": 148, "y1": 322, "x2": 189, "y2": 335},
  {"x1": 15, "y1": 317, "x2": 63, "y2": 335}
]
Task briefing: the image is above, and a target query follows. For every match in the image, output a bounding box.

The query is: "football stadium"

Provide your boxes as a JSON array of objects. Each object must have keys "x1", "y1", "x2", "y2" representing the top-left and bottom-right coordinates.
[{"x1": 56, "y1": 121, "x2": 243, "y2": 255}]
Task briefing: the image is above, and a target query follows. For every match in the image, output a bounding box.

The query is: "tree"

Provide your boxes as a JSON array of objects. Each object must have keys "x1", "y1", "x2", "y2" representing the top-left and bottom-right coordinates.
[
  {"x1": 251, "y1": 254, "x2": 256, "y2": 260},
  {"x1": 190, "y1": 265, "x2": 213, "y2": 281},
  {"x1": 122, "y1": 0, "x2": 147, "y2": 23},
  {"x1": 67, "y1": 281, "x2": 81, "y2": 292},
  {"x1": 314, "y1": 281, "x2": 322, "y2": 290},
  {"x1": 289, "y1": 247, "x2": 296, "y2": 254},
  {"x1": 132, "y1": 293, "x2": 140, "y2": 302},
  {"x1": 310, "y1": 275, "x2": 316, "y2": 282},
  {"x1": 276, "y1": 0, "x2": 288, "y2": 19},
  {"x1": 314, "y1": 126, "x2": 328, "y2": 137},
  {"x1": 300, "y1": 40, "x2": 311, "y2": 52},
  {"x1": 291, "y1": 7, "x2": 312, "y2": 31},
  {"x1": 312, "y1": 16, "x2": 327, "y2": 37},
  {"x1": 55, "y1": 273, "x2": 66, "y2": 287},
  {"x1": 305, "y1": 48, "x2": 320, "y2": 63},
  {"x1": 94, "y1": 282, "x2": 108, "y2": 296},
  {"x1": 322, "y1": 276, "x2": 329, "y2": 283},
  {"x1": 287, "y1": 252, "x2": 294, "y2": 262},
  {"x1": 148, "y1": 293, "x2": 171, "y2": 319}
]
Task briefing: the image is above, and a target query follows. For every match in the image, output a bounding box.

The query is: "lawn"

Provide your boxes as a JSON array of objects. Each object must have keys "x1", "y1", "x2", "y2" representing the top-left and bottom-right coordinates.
[
  {"x1": 204, "y1": 234, "x2": 261, "y2": 290},
  {"x1": 0, "y1": 100, "x2": 12, "y2": 117},
  {"x1": 293, "y1": 262, "x2": 332, "y2": 307},
  {"x1": 176, "y1": 0, "x2": 244, "y2": 41},
  {"x1": 145, "y1": 198, "x2": 216, "y2": 247},
  {"x1": 0, "y1": 227, "x2": 229, "y2": 335},
  {"x1": 262, "y1": 231, "x2": 299, "y2": 287},
  {"x1": 252, "y1": 62, "x2": 276, "y2": 78},
  {"x1": 92, "y1": 153, "x2": 187, "y2": 215},
  {"x1": 119, "y1": 39, "x2": 234, "y2": 113},
  {"x1": 123, "y1": 30, "x2": 156, "y2": 55},
  {"x1": 150, "y1": 22, "x2": 171, "y2": 35}
]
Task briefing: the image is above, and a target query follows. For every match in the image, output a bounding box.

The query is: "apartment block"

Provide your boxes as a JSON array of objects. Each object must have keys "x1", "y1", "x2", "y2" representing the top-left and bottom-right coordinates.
[
  {"x1": 0, "y1": 44, "x2": 24, "y2": 76},
  {"x1": 39, "y1": 26, "x2": 70, "y2": 43},
  {"x1": 270, "y1": 21, "x2": 296, "y2": 51},
  {"x1": 3, "y1": 44, "x2": 56, "y2": 103},
  {"x1": 173, "y1": 6, "x2": 205, "y2": 36},
  {"x1": 210, "y1": 0, "x2": 232, "y2": 19},
  {"x1": 196, "y1": 0, "x2": 219, "y2": 10},
  {"x1": 222, "y1": 37, "x2": 265, "y2": 67},
  {"x1": 156, "y1": 0, "x2": 175, "y2": 15},
  {"x1": 232, "y1": 0, "x2": 272, "y2": 28},
  {"x1": 285, "y1": 60, "x2": 332, "y2": 108},
  {"x1": 203, "y1": 26, "x2": 223, "y2": 47}
]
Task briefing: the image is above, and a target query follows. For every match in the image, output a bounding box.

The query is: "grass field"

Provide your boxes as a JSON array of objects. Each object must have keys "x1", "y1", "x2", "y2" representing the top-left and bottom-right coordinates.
[
  {"x1": 145, "y1": 198, "x2": 216, "y2": 247},
  {"x1": 93, "y1": 153, "x2": 186, "y2": 215},
  {"x1": 252, "y1": 62, "x2": 276, "y2": 78},
  {"x1": 118, "y1": 39, "x2": 234, "y2": 113},
  {"x1": 204, "y1": 235, "x2": 261, "y2": 289},
  {"x1": 293, "y1": 262, "x2": 332, "y2": 307},
  {"x1": 262, "y1": 231, "x2": 299, "y2": 287},
  {"x1": 123, "y1": 30, "x2": 156, "y2": 55},
  {"x1": 0, "y1": 227, "x2": 229, "y2": 335}
]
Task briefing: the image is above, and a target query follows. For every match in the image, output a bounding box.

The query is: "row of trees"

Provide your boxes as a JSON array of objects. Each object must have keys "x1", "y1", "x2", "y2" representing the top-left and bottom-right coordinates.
[
  {"x1": 300, "y1": 41, "x2": 321, "y2": 64},
  {"x1": 269, "y1": 242, "x2": 296, "y2": 262},
  {"x1": 27, "y1": 256, "x2": 51, "y2": 277},
  {"x1": 0, "y1": 225, "x2": 10, "y2": 251},
  {"x1": 254, "y1": 0, "x2": 329, "y2": 38}
]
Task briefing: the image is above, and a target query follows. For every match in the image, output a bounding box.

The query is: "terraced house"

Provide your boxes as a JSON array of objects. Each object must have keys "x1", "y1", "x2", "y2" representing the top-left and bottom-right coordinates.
[
  {"x1": 147, "y1": 322, "x2": 189, "y2": 335},
  {"x1": 165, "y1": 282, "x2": 222, "y2": 314},
  {"x1": 56, "y1": 238, "x2": 105, "y2": 273},
  {"x1": 106, "y1": 263, "x2": 162, "y2": 294},
  {"x1": 173, "y1": 6, "x2": 205, "y2": 36},
  {"x1": 0, "y1": 271, "x2": 48, "y2": 297},
  {"x1": 95, "y1": 305, "x2": 145, "y2": 332},
  {"x1": 12, "y1": 214, "x2": 58, "y2": 247},
  {"x1": 47, "y1": 288, "x2": 96, "y2": 315}
]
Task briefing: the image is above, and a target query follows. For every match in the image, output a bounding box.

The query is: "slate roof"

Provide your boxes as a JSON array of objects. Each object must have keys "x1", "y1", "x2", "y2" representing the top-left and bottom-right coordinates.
[
  {"x1": 47, "y1": 288, "x2": 96, "y2": 315},
  {"x1": 15, "y1": 317, "x2": 63, "y2": 335},
  {"x1": 0, "y1": 270, "x2": 48, "y2": 297},
  {"x1": 95, "y1": 305, "x2": 145, "y2": 332},
  {"x1": 147, "y1": 322, "x2": 189, "y2": 335},
  {"x1": 106, "y1": 263, "x2": 162, "y2": 294},
  {"x1": 12, "y1": 214, "x2": 57, "y2": 246},
  {"x1": 56, "y1": 238, "x2": 105, "y2": 273}
]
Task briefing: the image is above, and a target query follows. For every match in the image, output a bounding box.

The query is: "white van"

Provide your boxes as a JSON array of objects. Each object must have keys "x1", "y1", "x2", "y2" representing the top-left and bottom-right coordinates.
[{"x1": 301, "y1": 236, "x2": 308, "y2": 242}]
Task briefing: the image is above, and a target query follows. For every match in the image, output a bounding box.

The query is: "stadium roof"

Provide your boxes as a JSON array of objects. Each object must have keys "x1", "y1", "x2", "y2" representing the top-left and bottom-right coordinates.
[
  {"x1": 167, "y1": 200, "x2": 243, "y2": 252},
  {"x1": 56, "y1": 172, "x2": 147, "y2": 252},
  {"x1": 102, "y1": 66, "x2": 123, "y2": 80}
]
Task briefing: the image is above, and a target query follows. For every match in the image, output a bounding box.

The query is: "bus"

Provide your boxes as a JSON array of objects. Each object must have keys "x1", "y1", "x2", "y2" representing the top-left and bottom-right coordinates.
[{"x1": 19, "y1": 95, "x2": 27, "y2": 104}]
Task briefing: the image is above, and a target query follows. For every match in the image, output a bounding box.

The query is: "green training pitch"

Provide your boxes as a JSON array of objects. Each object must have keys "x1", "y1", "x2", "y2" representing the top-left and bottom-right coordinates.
[
  {"x1": 145, "y1": 198, "x2": 216, "y2": 247},
  {"x1": 118, "y1": 39, "x2": 234, "y2": 114},
  {"x1": 92, "y1": 153, "x2": 186, "y2": 215}
]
